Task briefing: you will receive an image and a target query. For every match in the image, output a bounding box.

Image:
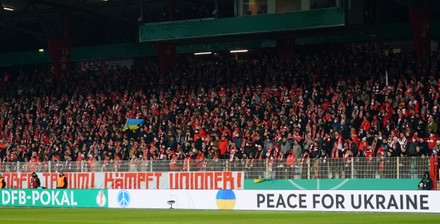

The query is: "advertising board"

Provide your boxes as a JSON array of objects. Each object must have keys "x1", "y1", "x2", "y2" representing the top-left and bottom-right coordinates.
[
  {"x1": 0, "y1": 189, "x2": 107, "y2": 208},
  {"x1": 107, "y1": 189, "x2": 440, "y2": 213}
]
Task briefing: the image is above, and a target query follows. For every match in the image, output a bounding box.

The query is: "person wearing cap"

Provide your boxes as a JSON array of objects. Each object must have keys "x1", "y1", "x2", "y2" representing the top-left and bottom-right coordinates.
[
  {"x1": 29, "y1": 172, "x2": 41, "y2": 188},
  {"x1": 0, "y1": 173, "x2": 6, "y2": 188},
  {"x1": 57, "y1": 172, "x2": 68, "y2": 189}
]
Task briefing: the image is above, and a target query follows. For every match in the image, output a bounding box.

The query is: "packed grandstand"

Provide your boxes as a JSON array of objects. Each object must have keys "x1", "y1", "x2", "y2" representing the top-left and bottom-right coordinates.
[{"x1": 0, "y1": 42, "x2": 439, "y2": 180}]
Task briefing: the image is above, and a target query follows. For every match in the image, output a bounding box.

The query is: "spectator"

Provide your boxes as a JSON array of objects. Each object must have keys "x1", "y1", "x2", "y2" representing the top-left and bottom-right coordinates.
[
  {"x1": 57, "y1": 172, "x2": 68, "y2": 189},
  {"x1": 29, "y1": 172, "x2": 41, "y2": 189},
  {"x1": 418, "y1": 171, "x2": 433, "y2": 190},
  {"x1": 0, "y1": 173, "x2": 6, "y2": 188},
  {"x1": 218, "y1": 135, "x2": 229, "y2": 159}
]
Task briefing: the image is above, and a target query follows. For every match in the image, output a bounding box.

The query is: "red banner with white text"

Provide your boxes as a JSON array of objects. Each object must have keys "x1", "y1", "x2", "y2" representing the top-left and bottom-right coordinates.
[{"x1": 0, "y1": 171, "x2": 244, "y2": 190}]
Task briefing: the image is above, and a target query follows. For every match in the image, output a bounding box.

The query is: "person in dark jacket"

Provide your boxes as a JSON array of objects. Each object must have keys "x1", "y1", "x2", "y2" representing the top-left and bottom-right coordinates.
[
  {"x1": 29, "y1": 172, "x2": 41, "y2": 188},
  {"x1": 418, "y1": 171, "x2": 433, "y2": 190}
]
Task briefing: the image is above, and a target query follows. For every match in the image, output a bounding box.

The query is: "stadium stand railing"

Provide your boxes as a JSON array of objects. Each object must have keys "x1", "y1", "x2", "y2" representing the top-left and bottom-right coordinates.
[{"x1": 0, "y1": 157, "x2": 434, "y2": 180}]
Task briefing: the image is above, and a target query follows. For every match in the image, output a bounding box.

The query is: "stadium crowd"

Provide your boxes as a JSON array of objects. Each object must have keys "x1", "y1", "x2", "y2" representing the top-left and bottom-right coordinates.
[{"x1": 0, "y1": 43, "x2": 439, "y2": 178}]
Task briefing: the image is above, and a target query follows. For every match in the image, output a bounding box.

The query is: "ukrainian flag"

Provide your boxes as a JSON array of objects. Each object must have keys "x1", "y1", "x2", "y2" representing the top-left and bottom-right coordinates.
[
  {"x1": 216, "y1": 190, "x2": 236, "y2": 210},
  {"x1": 124, "y1": 118, "x2": 144, "y2": 130}
]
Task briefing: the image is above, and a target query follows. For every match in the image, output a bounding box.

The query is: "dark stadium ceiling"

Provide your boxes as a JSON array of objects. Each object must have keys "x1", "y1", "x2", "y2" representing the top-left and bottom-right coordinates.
[
  {"x1": 0, "y1": 0, "x2": 234, "y2": 52},
  {"x1": 0, "y1": 0, "x2": 439, "y2": 53}
]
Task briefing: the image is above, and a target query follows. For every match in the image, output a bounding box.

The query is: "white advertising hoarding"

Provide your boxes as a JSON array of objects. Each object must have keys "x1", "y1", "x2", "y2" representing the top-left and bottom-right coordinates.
[
  {"x1": 108, "y1": 190, "x2": 218, "y2": 209},
  {"x1": 108, "y1": 189, "x2": 440, "y2": 213}
]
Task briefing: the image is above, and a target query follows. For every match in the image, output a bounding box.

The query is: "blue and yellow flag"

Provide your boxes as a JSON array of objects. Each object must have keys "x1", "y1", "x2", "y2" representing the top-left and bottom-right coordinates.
[{"x1": 124, "y1": 118, "x2": 144, "y2": 130}]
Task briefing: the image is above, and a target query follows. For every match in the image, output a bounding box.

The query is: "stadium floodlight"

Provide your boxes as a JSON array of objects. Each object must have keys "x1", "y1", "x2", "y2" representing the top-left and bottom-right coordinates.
[
  {"x1": 194, "y1": 52, "x2": 212, "y2": 55},
  {"x1": 230, "y1": 49, "x2": 248, "y2": 53},
  {"x1": 3, "y1": 6, "x2": 14, "y2": 11}
]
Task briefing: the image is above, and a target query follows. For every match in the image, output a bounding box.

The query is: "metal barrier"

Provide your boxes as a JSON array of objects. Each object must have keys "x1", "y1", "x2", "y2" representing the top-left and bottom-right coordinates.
[
  {"x1": 431, "y1": 156, "x2": 440, "y2": 190},
  {"x1": 0, "y1": 157, "x2": 433, "y2": 180}
]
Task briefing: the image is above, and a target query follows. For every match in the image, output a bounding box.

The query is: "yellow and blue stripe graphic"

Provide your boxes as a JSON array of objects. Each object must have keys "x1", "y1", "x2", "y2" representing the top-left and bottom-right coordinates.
[{"x1": 216, "y1": 190, "x2": 236, "y2": 210}]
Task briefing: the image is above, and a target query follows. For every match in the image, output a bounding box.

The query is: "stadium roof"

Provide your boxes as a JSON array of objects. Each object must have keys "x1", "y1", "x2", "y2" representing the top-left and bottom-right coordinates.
[
  {"x1": 0, "y1": 0, "x2": 439, "y2": 54},
  {"x1": 0, "y1": 0, "x2": 233, "y2": 52}
]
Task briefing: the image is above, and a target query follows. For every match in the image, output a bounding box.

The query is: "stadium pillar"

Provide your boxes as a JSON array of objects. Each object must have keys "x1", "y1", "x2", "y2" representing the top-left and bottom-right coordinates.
[
  {"x1": 155, "y1": 42, "x2": 177, "y2": 73},
  {"x1": 408, "y1": 0, "x2": 431, "y2": 57},
  {"x1": 430, "y1": 156, "x2": 438, "y2": 190}
]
